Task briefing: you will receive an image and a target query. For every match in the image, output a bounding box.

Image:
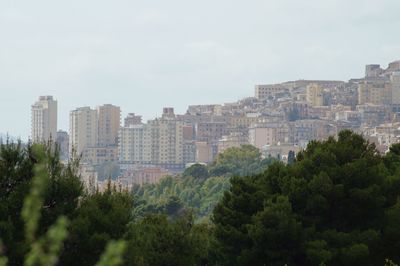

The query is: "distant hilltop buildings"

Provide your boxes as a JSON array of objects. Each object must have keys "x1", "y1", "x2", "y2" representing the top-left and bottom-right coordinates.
[
  {"x1": 357, "y1": 61, "x2": 400, "y2": 105},
  {"x1": 30, "y1": 59, "x2": 400, "y2": 189},
  {"x1": 254, "y1": 80, "x2": 344, "y2": 100}
]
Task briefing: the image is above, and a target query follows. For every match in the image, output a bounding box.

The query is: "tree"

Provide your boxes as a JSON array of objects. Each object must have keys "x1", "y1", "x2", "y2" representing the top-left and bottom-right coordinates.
[
  {"x1": 183, "y1": 164, "x2": 209, "y2": 179},
  {"x1": 209, "y1": 144, "x2": 267, "y2": 177},
  {"x1": 247, "y1": 196, "x2": 304, "y2": 265},
  {"x1": 124, "y1": 213, "x2": 210, "y2": 266},
  {"x1": 132, "y1": 175, "x2": 231, "y2": 220},
  {"x1": 0, "y1": 143, "x2": 126, "y2": 266},
  {"x1": 60, "y1": 186, "x2": 133, "y2": 266},
  {"x1": 213, "y1": 130, "x2": 400, "y2": 265},
  {"x1": 287, "y1": 150, "x2": 295, "y2": 165},
  {"x1": 0, "y1": 141, "x2": 83, "y2": 265}
]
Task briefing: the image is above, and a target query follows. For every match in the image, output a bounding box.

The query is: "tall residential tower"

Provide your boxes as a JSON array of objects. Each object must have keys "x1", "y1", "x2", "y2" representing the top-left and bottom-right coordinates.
[
  {"x1": 69, "y1": 107, "x2": 98, "y2": 156},
  {"x1": 31, "y1": 96, "x2": 57, "y2": 143}
]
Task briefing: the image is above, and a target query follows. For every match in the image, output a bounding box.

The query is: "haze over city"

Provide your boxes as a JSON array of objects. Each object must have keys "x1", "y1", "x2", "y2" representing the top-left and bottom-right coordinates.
[{"x1": 1, "y1": 0, "x2": 400, "y2": 140}]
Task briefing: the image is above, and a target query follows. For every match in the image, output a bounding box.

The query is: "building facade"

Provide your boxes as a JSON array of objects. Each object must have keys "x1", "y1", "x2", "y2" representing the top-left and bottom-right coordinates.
[
  {"x1": 97, "y1": 104, "x2": 121, "y2": 147},
  {"x1": 118, "y1": 124, "x2": 152, "y2": 164},
  {"x1": 358, "y1": 79, "x2": 392, "y2": 105},
  {"x1": 306, "y1": 83, "x2": 324, "y2": 107},
  {"x1": 31, "y1": 96, "x2": 57, "y2": 143},
  {"x1": 69, "y1": 107, "x2": 98, "y2": 156}
]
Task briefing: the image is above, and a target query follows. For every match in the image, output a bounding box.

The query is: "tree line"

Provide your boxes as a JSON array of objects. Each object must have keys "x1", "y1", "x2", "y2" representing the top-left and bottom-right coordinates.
[{"x1": 1, "y1": 131, "x2": 400, "y2": 265}]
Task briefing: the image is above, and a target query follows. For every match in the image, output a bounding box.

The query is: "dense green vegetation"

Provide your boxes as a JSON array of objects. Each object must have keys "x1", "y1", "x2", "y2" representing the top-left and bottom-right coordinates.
[
  {"x1": 0, "y1": 142, "x2": 83, "y2": 265},
  {"x1": 1, "y1": 131, "x2": 400, "y2": 265},
  {"x1": 132, "y1": 144, "x2": 273, "y2": 221},
  {"x1": 132, "y1": 176, "x2": 230, "y2": 220},
  {"x1": 0, "y1": 142, "x2": 126, "y2": 266},
  {"x1": 213, "y1": 131, "x2": 400, "y2": 265}
]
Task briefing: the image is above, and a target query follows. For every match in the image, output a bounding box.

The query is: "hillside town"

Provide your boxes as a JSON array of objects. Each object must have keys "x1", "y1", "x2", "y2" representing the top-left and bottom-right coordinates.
[{"x1": 30, "y1": 60, "x2": 400, "y2": 189}]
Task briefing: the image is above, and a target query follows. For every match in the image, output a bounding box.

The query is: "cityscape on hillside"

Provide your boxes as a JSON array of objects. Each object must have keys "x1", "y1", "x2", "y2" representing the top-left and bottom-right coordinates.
[
  {"x1": 4, "y1": 0, "x2": 400, "y2": 264},
  {"x1": 29, "y1": 59, "x2": 400, "y2": 190}
]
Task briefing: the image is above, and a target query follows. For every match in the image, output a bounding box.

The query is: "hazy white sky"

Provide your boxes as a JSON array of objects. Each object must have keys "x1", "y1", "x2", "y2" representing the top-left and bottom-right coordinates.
[{"x1": 1, "y1": 0, "x2": 400, "y2": 140}]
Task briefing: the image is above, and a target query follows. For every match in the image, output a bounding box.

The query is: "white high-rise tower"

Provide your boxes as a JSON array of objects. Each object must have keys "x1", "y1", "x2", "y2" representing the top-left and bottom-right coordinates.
[{"x1": 31, "y1": 96, "x2": 57, "y2": 143}]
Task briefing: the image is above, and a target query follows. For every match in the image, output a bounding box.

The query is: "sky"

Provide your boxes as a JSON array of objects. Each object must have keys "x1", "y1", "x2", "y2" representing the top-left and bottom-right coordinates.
[{"x1": 1, "y1": 0, "x2": 400, "y2": 140}]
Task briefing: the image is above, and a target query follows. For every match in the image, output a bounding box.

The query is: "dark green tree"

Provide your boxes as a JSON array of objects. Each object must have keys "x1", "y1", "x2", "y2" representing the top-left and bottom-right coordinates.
[
  {"x1": 287, "y1": 150, "x2": 295, "y2": 165},
  {"x1": 59, "y1": 186, "x2": 133, "y2": 266},
  {"x1": 213, "y1": 130, "x2": 400, "y2": 265},
  {"x1": 124, "y1": 213, "x2": 210, "y2": 266},
  {"x1": 0, "y1": 141, "x2": 83, "y2": 265},
  {"x1": 209, "y1": 144, "x2": 268, "y2": 177},
  {"x1": 183, "y1": 164, "x2": 209, "y2": 179}
]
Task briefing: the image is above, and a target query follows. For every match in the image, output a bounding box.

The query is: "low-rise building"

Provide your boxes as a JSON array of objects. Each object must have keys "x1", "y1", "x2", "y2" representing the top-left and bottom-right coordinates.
[{"x1": 119, "y1": 167, "x2": 170, "y2": 187}]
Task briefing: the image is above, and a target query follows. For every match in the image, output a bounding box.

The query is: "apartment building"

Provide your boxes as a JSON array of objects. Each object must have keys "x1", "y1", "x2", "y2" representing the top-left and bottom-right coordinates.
[
  {"x1": 31, "y1": 96, "x2": 57, "y2": 143},
  {"x1": 217, "y1": 133, "x2": 248, "y2": 154},
  {"x1": 356, "y1": 104, "x2": 391, "y2": 126},
  {"x1": 97, "y1": 104, "x2": 120, "y2": 147},
  {"x1": 287, "y1": 119, "x2": 336, "y2": 147},
  {"x1": 82, "y1": 146, "x2": 118, "y2": 165},
  {"x1": 119, "y1": 167, "x2": 170, "y2": 187},
  {"x1": 195, "y1": 141, "x2": 215, "y2": 164},
  {"x1": 118, "y1": 124, "x2": 152, "y2": 164},
  {"x1": 306, "y1": 83, "x2": 324, "y2": 107},
  {"x1": 391, "y1": 72, "x2": 400, "y2": 104},
  {"x1": 249, "y1": 122, "x2": 290, "y2": 150},
  {"x1": 249, "y1": 125, "x2": 277, "y2": 149},
  {"x1": 358, "y1": 78, "x2": 392, "y2": 105},
  {"x1": 118, "y1": 108, "x2": 189, "y2": 170},
  {"x1": 69, "y1": 107, "x2": 98, "y2": 156},
  {"x1": 148, "y1": 108, "x2": 184, "y2": 169},
  {"x1": 254, "y1": 84, "x2": 291, "y2": 99},
  {"x1": 196, "y1": 121, "x2": 230, "y2": 142},
  {"x1": 124, "y1": 113, "x2": 142, "y2": 127},
  {"x1": 187, "y1": 104, "x2": 222, "y2": 116}
]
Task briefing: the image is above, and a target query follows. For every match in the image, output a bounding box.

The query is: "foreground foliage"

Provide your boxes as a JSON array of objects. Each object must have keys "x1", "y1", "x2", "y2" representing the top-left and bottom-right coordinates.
[
  {"x1": 0, "y1": 142, "x2": 82, "y2": 265},
  {"x1": 0, "y1": 143, "x2": 126, "y2": 266},
  {"x1": 2, "y1": 132, "x2": 400, "y2": 265},
  {"x1": 0, "y1": 142, "x2": 214, "y2": 265}
]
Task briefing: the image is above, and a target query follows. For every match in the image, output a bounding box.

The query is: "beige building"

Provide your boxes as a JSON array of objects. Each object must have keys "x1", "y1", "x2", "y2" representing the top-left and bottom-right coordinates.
[
  {"x1": 97, "y1": 104, "x2": 120, "y2": 147},
  {"x1": 120, "y1": 167, "x2": 170, "y2": 186},
  {"x1": 31, "y1": 96, "x2": 57, "y2": 143},
  {"x1": 118, "y1": 108, "x2": 193, "y2": 169},
  {"x1": 249, "y1": 122, "x2": 290, "y2": 150},
  {"x1": 262, "y1": 143, "x2": 302, "y2": 163},
  {"x1": 118, "y1": 124, "x2": 152, "y2": 164},
  {"x1": 196, "y1": 122, "x2": 229, "y2": 142},
  {"x1": 148, "y1": 108, "x2": 184, "y2": 168},
  {"x1": 187, "y1": 104, "x2": 222, "y2": 115},
  {"x1": 69, "y1": 107, "x2": 98, "y2": 156},
  {"x1": 254, "y1": 83, "x2": 292, "y2": 99},
  {"x1": 391, "y1": 72, "x2": 400, "y2": 104},
  {"x1": 249, "y1": 127, "x2": 278, "y2": 150},
  {"x1": 195, "y1": 141, "x2": 214, "y2": 164},
  {"x1": 358, "y1": 79, "x2": 392, "y2": 105},
  {"x1": 231, "y1": 115, "x2": 264, "y2": 128},
  {"x1": 306, "y1": 83, "x2": 324, "y2": 107},
  {"x1": 82, "y1": 146, "x2": 118, "y2": 165},
  {"x1": 288, "y1": 119, "x2": 336, "y2": 146},
  {"x1": 124, "y1": 113, "x2": 142, "y2": 127},
  {"x1": 217, "y1": 133, "x2": 248, "y2": 154}
]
